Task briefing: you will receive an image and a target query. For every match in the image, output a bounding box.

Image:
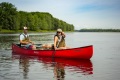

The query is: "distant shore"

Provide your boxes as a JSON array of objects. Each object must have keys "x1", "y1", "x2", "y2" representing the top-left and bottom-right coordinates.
[
  {"x1": 1, "y1": 29, "x2": 120, "y2": 34},
  {"x1": 75, "y1": 29, "x2": 120, "y2": 32}
]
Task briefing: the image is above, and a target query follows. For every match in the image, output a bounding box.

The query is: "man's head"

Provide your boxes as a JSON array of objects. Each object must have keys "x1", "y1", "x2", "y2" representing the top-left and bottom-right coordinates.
[
  {"x1": 23, "y1": 27, "x2": 28, "y2": 30},
  {"x1": 23, "y1": 26, "x2": 28, "y2": 34}
]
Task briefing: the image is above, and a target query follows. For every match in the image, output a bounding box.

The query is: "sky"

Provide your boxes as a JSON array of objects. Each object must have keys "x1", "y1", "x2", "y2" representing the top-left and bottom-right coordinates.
[{"x1": 0, "y1": 0, "x2": 120, "y2": 30}]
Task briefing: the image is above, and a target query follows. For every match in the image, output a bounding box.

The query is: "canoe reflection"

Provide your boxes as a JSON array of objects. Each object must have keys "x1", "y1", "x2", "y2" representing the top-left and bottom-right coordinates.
[
  {"x1": 12, "y1": 54, "x2": 93, "y2": 79},
  {"x1": 38, "y1": 58, "x2": 93, "y2": 75}
]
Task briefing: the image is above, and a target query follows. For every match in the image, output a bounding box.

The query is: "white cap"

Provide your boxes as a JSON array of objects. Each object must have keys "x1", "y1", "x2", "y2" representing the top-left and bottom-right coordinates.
[
  {"x1": 23, "y1": 26, "x2": 28, "y2": 30},
  {"x1": 57, "y1": 28, "x2": 62, "y2": 32}
]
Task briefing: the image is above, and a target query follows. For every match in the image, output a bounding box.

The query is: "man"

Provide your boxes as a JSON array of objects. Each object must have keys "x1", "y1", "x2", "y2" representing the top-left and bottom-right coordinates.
[{"x1": 19, "y1": 26, "x2": 36, "y2": 50}]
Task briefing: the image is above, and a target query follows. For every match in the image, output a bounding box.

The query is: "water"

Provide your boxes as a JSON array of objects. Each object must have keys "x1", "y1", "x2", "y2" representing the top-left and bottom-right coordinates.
[{"x1": 0, "y1": 32, "x2": 120, "y2": 80}]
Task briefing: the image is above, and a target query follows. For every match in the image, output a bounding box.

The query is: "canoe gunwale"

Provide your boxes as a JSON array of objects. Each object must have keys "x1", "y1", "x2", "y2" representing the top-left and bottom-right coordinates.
[{"x1": 13, "y1": 43, "x2": 93, "y2": 51}]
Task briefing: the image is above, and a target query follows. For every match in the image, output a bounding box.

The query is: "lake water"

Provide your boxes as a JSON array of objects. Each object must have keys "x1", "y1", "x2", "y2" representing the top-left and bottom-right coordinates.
[{"x1": 0, "y1": 32, "x2": 120, "y2": 80}]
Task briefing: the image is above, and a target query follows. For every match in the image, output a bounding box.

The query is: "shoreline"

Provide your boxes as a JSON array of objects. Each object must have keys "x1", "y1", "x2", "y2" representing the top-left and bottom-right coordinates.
[
  {"x1": 0, "y1": 29, "x2": 120, "y2": 34},
  {"x1": 0, "y1": 30, "x2": 74, "y2": 34}
]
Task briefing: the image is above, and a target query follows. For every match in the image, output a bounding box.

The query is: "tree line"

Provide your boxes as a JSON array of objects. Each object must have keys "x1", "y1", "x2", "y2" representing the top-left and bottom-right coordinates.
[
  {"x1": 0, "y1": 2, "x2": 74, "y2": 32},
  {"x1": 79, "y1": 29, "x2": 120, "y2": 32}
]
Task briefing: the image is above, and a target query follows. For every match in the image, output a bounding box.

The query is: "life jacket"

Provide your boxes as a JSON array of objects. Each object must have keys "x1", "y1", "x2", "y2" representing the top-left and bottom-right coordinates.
[
  {"x1": 19, "y1": 33, "x2": 30, "y2": 45},
  {"x1": 55, "y1": 35, "x2": 66, "y2": 48}
]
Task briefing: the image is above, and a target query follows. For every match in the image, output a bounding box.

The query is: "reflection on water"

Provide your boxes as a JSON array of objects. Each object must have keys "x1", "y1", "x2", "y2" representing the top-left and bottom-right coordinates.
[
  {"x1": 12, "y1": 54, "x2": 93, "y2": 80},
  {"x1": 38, "y1": 57, "x2": 93, "y2": 75},
  {"x1": 54, "y1": 63, "x2": 65, "y2": 80},
  {"x1": 19, "y1": 56, "x2": 30, "y2": 79},
  {"x1": 0, "y1": 36, "x2": 18, "y2": 49}
]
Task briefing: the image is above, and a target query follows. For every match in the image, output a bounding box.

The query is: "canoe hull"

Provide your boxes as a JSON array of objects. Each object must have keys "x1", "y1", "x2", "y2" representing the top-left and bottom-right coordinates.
[{"x1": 12, "y1": 44, "x2": 93, "y2": 59}]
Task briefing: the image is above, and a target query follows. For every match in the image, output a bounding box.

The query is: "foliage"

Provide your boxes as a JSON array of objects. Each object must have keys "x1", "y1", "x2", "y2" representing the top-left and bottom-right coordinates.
[
  {"x1": 0, "y1": 2, "x2": 17, "y2": 30},
  {"x1": 0, "y1": 2, "x2": 74, "y2": 32}
]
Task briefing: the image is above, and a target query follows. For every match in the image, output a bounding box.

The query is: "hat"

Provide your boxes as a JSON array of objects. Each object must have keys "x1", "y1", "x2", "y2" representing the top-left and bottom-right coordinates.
[
  {"x1": 23, "y1": 26, "x2": 28, "y2": 30},
  {"x1": 57, "y1": 29, "x2": 62, "y2": 32}
]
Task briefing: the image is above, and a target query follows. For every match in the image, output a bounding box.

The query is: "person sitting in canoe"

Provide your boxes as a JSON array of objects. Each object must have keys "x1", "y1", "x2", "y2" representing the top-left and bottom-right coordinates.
[
  {"x1": 19, "y1": 26, "x2": 36, "y2": 50},
  {"x1": 42, "y1": 28, "x2": 70, "y2": 50},
  {"x1": 53, "y1": 28, "x2": 69, "y2": 50}
]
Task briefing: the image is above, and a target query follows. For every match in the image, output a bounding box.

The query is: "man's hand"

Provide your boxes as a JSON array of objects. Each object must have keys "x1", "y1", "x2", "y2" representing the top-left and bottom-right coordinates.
[{"x1": 29, "y1": 41, "x2": 34, "y2": 44}]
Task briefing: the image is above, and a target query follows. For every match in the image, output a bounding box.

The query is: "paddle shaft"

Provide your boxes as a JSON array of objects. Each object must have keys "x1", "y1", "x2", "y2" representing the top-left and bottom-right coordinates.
[{"x1": 52, "y1": 49, "x2": 56, "y2": 58}]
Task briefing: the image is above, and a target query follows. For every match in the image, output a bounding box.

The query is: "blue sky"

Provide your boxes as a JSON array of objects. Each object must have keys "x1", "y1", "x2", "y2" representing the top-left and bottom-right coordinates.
[{"x1": 0, "y1": 0, "x2": 120, "y2": 30}]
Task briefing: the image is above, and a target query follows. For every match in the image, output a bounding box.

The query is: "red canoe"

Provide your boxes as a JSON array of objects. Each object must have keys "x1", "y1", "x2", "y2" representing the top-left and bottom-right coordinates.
[{"x1": 12, "y1": 43, "x2": 93, "y2": 59}]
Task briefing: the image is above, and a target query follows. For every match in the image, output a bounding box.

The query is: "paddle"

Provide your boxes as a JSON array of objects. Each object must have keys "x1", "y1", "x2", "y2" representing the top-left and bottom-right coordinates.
[
  {"x1": 5, "y1": 44, "x2": 41, "y2": 50},
  {"x1": 35, "y1": 44, "x2": 42, "y2": 48},
  {"x1": 52, "y1": 48, "x2": 56, "y2": 58}
]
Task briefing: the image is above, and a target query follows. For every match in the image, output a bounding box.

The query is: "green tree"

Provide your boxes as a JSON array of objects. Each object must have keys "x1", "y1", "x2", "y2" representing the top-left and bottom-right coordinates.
[
  {"x1": 0, "y1": 2, "x2": 17, "y2": 30},
  {"x1": 13, "y1": 12, "x2": 20, "y2": 31},
  {"x1": 0, "y1": 25, "x2": 2, "y2": 31},
  {"x1": 0, "y1": 2, "x2": 74, "y2": 31},
  {"x1": 19, "y1": 11, "x2": 28, "y2": 29},
  {"x1": 53, "y1": 18, "x2": 59, "y2": 30}
]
